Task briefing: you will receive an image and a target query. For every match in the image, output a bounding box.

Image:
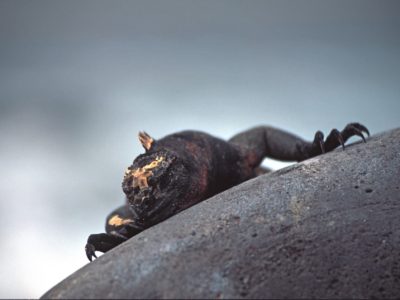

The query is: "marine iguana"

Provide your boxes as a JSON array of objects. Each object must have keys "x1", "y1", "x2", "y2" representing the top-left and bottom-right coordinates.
[{"x1": 85, "y1": 123, "x2": 369, "y2": 261}]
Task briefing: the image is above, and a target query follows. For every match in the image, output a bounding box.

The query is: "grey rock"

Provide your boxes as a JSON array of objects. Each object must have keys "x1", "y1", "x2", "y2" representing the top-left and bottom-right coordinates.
[{"x1": 42, "y1": 128, "x2": 400, "y2": 299}]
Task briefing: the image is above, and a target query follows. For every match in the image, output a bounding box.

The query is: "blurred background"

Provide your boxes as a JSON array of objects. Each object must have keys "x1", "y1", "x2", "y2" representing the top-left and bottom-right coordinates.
[{"x1": 0, "y1": 0, "x2": 399, "y2": 297}]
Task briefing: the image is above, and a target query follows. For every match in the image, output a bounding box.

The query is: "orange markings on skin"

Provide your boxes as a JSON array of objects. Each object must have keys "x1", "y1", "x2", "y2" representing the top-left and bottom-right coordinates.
[
  {"x1": 108, "y1": 215, "x2": 134, "y2": 226},
  {"x1": 127, "y1": 156, "x2": 164, "y2": 189}
]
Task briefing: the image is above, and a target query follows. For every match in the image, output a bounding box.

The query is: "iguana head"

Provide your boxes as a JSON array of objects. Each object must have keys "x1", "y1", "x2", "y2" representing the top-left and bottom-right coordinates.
[{"x1": 122, "y1": 134, "x2": 190, "y2": 224}]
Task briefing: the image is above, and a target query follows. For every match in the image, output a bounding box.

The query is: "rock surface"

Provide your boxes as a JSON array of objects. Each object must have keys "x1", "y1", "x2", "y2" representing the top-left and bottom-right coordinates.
[{"x1": 42, "y1": 129, "x2": 400, "y2": 299}]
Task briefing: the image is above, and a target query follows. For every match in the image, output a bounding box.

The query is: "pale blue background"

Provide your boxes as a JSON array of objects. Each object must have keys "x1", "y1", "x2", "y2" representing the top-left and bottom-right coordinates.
[{"x1": 0, "y1": 0, "x2": 399, "y2": 297}]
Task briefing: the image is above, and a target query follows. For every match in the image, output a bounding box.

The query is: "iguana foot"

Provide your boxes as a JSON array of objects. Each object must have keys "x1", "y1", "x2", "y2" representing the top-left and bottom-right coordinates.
[
  {"x1": 311, "y1": 122, "x2": 370, "y2": 155},
  {"x1": 85, "y1": 242, "x2": 97, "y2": 261},
  {"x1": 341, "y1": 122, "x2": 370, "y2": 142},
  {"x1": 85, "y1": 233, "x2": 127, "y2": 261}
]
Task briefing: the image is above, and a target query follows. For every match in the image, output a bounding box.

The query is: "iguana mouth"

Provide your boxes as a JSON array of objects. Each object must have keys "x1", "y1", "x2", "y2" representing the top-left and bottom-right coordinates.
[{"x1": 124, "y1": 186, "x2": 172, "y2": 222}]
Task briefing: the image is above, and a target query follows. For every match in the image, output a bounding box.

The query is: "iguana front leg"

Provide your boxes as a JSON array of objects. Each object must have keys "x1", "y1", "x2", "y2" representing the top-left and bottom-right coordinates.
[
  {"x1": 85, "y1": 233, "x2": 127, "y2": 261},
  {"x1": 85, "y1": 205, "x2": 143, "y2": 261},
  {"x1": 229, "y1": 123, "x2": 369, "y2": 166}
]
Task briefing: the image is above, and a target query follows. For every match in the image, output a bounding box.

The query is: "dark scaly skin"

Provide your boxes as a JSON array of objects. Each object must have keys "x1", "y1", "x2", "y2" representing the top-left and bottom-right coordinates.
[{"x1": 86, "y1": 122, "x2": 369, "y2": 261}]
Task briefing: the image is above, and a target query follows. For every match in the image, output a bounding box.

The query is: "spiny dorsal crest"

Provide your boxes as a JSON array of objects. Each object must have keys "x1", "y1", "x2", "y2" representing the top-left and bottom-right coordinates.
[{"x1": 138, "y1": 131, "x2": 154, "y2": 151}]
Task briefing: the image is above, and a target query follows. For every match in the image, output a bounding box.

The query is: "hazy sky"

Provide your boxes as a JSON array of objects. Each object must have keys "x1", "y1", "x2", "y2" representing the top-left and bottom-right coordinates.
[{"x1": 0, "y1": 1, "x2": 399, "y2": 297}]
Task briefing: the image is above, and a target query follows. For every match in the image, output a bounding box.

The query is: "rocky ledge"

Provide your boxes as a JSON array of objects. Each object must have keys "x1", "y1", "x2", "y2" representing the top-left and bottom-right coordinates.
[{"x1": 42, "y1": 128, "x2": 400, "y2": 299}]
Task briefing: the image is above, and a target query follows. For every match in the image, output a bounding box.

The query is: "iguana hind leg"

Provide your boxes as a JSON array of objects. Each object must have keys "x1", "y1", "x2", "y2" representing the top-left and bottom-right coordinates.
[{"x1": 229, "y1": 122, "x2": 369, "y2": 166}]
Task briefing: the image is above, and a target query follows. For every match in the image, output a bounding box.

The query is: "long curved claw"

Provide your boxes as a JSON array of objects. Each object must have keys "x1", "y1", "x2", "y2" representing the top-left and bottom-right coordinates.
[
  {"x1": 313, "y1": 131, "x2": 325, "y2": 154},
  {"x1": 343, "y1": 123, "x2": 370, "y2": 143},
  {"x1": 338, "y1": 132, "x2": 345, "y2": 150},
  {"x1": 347, "y1": 123, "x2": 369, "y2": 142},
  {"x1": 351, "y1": 122, "x2": 370, "y2": 137},
  {"x1": 331, "y1": 129, "x2": 345, "y2": 150},
  {"x1": 319, "y1": 140, "x2": 325, "y2": 154},
  {"x1": 351, "y1": 127, "x2": 366, "y2": 143},
  {"x1": 85, "y1": 243, "x2": 97, "y2": 262}
]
